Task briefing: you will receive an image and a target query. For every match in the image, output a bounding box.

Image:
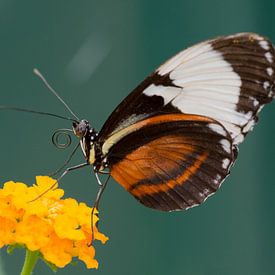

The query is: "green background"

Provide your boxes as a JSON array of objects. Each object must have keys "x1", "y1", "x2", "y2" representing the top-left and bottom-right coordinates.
[{"x1": 0, "y1": 0, "x2": 275, "y2": 274}]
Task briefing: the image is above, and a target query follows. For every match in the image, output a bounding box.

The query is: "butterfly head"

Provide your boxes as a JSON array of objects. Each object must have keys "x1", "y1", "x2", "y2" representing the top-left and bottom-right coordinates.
[
  {"x1": 72, "y1": 119, "x2": 99, "y2": 165},
  {"x1": 72, "y1": 119, "x2": 91, "y2": 138}
]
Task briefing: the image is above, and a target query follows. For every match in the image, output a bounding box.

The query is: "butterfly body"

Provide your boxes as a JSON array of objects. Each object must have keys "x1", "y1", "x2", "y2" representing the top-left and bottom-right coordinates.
[{"x1": 72, "y1": 33, "x2": 274, "y2": 211}]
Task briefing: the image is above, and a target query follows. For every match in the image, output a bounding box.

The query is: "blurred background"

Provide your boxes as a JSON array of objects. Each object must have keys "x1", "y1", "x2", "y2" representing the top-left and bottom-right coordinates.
[{"x1": 0, "y1": 0, "x2": 274, "y2": 274}]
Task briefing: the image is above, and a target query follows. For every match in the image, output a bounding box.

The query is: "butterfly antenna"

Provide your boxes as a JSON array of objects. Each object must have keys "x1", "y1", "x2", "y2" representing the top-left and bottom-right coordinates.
[
  {"x1": 0, "y1": 106, "x2": 77, "y2": 122},
  {"x1": 33, "y1": 68, "x2": 80, "y2": 121}
]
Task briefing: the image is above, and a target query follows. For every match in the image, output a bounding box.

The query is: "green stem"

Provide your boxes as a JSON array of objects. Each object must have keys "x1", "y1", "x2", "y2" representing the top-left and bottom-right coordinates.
[{"x1": 20, "y1": 249, "x2": 39, "y2": 275}]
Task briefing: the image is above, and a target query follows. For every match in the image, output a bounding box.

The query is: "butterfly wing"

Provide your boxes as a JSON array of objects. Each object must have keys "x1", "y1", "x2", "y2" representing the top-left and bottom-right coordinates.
[
  {"x1": 107, "y1": 114, "x2": 234, "y2": 211},
  {"x1": 97, "y1": 33, "x2": 274, "y2": 211},
  {"x1": 99, "y1": 33, "x2": 275, "y2": 145}
]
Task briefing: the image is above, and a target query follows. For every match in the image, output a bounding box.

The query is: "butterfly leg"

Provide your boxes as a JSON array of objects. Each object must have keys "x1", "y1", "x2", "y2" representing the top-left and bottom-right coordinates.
[
  {"x1": 97, "y1": 170, "x2": 110, "y2": 175},
  {"x1": 48, "y1": 143, "x2": 80, "y2": 177},
  {"x1": 90, "y1": 173, "x2": 111, "y2": 245},
  {"x1": 29, "y1": 162, "x2": 89, "y2": 202}
]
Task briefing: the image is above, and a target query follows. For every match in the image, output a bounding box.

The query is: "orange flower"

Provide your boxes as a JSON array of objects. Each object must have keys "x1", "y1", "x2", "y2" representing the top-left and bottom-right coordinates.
[{"x1": 0, "y1": 176, "x2": 108, "y2": 269}]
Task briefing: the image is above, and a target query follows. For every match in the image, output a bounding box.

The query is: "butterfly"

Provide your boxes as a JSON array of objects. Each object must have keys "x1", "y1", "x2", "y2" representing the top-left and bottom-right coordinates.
[
  {"x1": 69, "y1": 32, "x2": 274, "y2": 211},
  {"x1": 3, "y1": 32, "x2": 274, "y2": 212}
]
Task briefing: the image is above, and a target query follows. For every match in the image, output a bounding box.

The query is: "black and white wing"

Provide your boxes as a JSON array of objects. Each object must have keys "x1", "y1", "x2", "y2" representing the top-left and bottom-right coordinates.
[{"x1": 99, "y1": 33, "x2": 275, "y2": 146}]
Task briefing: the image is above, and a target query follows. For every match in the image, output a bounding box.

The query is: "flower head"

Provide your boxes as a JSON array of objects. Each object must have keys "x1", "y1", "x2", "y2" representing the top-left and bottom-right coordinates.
[{"x1": 0, "y1": 176, "x2": 108, "y2": 269}]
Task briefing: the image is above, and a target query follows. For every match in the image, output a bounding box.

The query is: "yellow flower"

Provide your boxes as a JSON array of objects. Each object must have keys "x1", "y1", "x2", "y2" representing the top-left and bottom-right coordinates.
[{"x1": 0, "y1": 176, "x2": 108, "y2": 269}]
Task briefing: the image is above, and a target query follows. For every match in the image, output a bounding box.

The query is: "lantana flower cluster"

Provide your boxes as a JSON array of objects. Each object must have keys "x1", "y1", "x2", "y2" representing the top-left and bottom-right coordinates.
[{"x1": 0, "y1": 176, "x2": 108, "y2": 269}]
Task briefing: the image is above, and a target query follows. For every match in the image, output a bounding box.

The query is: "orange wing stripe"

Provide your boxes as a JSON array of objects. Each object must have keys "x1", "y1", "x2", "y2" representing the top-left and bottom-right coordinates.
[
  {"x1": 110, "y1": 115, "x2": 212, "y2": 199},
  {"x1": 111, "y1": 135, "x2": 195, "y2": 190},
  {"x1": 124, "y1": 114, "x2": 212, "y2": 135},
  {"x1": 130, "y1": 151, "x2": 208, "y2": 197},
  {"x1": 138, "y1": 113, "x2": 212, "y2": 124},
  {"x1": 111, "y1": 132, "x2": 208, "y2": 198},
  {"x1": 103, "y1": 113, "x2": 213, "y2": 157}
]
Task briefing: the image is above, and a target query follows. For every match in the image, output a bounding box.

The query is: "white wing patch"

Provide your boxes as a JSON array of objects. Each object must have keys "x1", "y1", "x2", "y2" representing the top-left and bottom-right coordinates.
[
  {"x1": 208, "y1": 123, "x2": 227, "y2": 136},
  {"x1": 142, "y1": 34, "x2": 274, "y2": 145},
  {"x1": 143, "y1": 84, "x2": 181, "y2": 104},
  {"x1": 146, "y1": 42, "x2": 243, "y2": 143}
]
